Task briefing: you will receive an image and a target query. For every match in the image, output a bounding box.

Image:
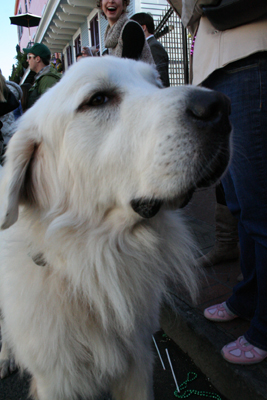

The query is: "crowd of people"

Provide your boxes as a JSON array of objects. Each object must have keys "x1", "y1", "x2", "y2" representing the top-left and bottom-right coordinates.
[{"x1": 1, "y1": 0, "x2": 267, "y2": 367}]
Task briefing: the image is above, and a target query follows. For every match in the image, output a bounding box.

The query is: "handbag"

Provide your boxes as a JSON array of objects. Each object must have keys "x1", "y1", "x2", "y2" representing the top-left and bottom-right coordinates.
[{"x1": 202, "y1": 0, "x2": 267, "y2": 31}]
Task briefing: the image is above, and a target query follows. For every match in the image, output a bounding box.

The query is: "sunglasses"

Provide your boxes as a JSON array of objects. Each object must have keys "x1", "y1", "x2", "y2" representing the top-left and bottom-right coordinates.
[{"x1": 27, "y1": 55, "x2": 36, "y2": 61}]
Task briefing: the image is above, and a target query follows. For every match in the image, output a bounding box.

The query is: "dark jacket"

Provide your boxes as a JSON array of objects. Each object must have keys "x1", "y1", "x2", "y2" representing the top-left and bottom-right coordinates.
[
  {"x1": 0, "y1": 91, "x2": 19, "y2": 117},
  {"x1": 147, "y1": 36, "x2": 170, "y2": 87},
  {"x1": 27, "y1": 66, "x2": 61, "y2": 110},
  {"x1": 0, "y1": 90, "x2": 19, "y2": 163}
]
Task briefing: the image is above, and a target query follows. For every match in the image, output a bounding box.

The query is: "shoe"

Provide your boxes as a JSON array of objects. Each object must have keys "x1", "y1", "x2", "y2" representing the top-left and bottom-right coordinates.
[
  {"x1": 204, "y1": 302, "x2": 237, "y2": 322},
  {"x1": 221, "y1": 336, "x2": 267, "y2": 365}
]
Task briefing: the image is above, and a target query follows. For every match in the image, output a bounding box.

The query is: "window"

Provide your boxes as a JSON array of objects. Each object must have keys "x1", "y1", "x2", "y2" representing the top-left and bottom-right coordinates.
[
  {"x1": 74, "y1": 35, "x2": 81, "y2": 56},
  {"x1": 90, "y1": 14, "x2": 100, "y2": 55},
  {"x1": 66, "y1": 46, "x2": 73, "y2": 66},
  {"x1": 61, "y1": 54, "x2": 65, "y2": 72}
]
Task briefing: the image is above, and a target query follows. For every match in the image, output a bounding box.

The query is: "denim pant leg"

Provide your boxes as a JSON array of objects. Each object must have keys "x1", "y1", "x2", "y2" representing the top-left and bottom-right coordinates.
[
  {"x1": 202, "y1": 52, "x2": 267, "y2": 350},
  {"x1": 245, "y1": 240, "x2": 267, "y2": 350},
  {"x1": 222, "y1": 171, "x2": 257, "y2": 319}
]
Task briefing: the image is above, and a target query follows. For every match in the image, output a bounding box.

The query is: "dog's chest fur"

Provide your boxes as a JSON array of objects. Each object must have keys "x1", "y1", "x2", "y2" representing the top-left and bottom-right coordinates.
[{"x1": 0, "y1": 218, "x2": 162, "y2": 374}]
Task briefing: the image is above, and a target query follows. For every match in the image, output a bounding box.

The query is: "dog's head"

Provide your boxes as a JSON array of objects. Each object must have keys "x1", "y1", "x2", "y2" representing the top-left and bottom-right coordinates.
[{"x1": 0, "y1": 56, "x2": 231, "y2": 229}]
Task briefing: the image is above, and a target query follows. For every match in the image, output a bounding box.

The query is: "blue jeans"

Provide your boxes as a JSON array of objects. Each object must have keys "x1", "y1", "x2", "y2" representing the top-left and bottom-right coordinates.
[{"x1": 202, "y1": 52, "x2": 267, "y2": 351}]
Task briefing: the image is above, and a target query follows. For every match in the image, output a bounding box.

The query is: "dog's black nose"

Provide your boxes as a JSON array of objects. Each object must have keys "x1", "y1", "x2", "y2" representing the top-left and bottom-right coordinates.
[{"x1": 187, "y1": 89, "x2": 231, "y2": 124}]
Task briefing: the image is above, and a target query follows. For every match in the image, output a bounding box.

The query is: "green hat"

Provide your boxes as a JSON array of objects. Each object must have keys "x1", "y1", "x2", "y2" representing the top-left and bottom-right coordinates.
[{"x1": 23, "y1": 43, "x2": 51, "y2": 59}]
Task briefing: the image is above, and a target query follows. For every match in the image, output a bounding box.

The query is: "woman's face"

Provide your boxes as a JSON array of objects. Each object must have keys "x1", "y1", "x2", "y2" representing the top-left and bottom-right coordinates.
[{"x1": 101, "y1": 0, "x2": 125, "y2": 25}]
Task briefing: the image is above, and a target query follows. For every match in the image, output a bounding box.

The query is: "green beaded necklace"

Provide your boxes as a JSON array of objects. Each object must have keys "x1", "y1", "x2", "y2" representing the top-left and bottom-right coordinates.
[{"x1": 174, "y1": 372, "x2": 222, "y2": 400}]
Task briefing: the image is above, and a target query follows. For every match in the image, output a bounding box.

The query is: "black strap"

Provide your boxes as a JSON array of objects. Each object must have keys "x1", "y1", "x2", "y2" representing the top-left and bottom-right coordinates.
[{"x1": 121, "y1": 21, "x2": 145, "y2": 60}]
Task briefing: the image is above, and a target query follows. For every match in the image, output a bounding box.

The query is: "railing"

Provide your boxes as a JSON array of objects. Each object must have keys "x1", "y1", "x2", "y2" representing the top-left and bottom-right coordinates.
[{"x1": 155, "y1": 7, "x2": 191, "y2": 86}]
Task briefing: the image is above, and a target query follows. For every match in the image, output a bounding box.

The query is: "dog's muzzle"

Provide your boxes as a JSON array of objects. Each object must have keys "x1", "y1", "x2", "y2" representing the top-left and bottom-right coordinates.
[{"x1": 131, "y1": 89, "x2": 232, "y2": 218}]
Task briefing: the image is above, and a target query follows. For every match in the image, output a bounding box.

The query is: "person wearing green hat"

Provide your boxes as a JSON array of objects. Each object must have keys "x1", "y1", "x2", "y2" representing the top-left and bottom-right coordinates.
[{"x1": 23, "y1": 43, "x2": 61, "y2": 110}]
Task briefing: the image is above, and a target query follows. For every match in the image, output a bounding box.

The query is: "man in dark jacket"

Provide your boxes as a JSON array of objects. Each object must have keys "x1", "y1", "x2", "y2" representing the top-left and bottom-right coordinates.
[
  {"x1": 23, "y1": 43, "x2": 61, "y2": 110},
  {"x1": 131, "y1": 13, "x2": 170, "y2": 87}
]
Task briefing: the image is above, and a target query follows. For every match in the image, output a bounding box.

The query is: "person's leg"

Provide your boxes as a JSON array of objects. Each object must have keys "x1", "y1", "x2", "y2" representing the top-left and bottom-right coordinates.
[
  {"x1": 226, "y1": 218, "x2": 257, "y2": 320},
  {"x1": 203, "y1": 52, "x2": 267, "y2": 356},
  {"x1": 245, "y1": 241, "x2": 267, "y2": 351},
  {"x1": 223, "y1": 54, "x2": 267, "y2": 344},
  {"x1": 221, "y1": 233, "x2": 267, "y2": 364}
]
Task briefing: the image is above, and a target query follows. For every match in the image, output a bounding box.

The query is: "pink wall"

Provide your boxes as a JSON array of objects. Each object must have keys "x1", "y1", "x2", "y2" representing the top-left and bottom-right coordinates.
[{"x1": 15, "y1": 0, "x2": 48, "y2": 50}]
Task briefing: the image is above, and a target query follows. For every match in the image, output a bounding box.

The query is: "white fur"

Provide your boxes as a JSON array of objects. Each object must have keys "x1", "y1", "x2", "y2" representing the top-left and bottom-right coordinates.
[{"x1": 0, "y1": 57, "x2": 230, "y2": 400}]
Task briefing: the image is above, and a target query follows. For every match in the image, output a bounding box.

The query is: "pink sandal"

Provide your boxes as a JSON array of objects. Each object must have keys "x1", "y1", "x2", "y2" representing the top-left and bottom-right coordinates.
[
  {"x1": 204, "y1": 302, "x2": 237, "y2": 322},
  {"x1": 221, "y1": 336, "x2": 267, "y2": 364}
]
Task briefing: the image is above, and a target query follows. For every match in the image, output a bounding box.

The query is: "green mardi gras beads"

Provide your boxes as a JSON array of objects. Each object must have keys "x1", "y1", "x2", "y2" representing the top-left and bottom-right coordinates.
[{"x1": 174, "y1": 372, "x2": 222, "y2": 400}]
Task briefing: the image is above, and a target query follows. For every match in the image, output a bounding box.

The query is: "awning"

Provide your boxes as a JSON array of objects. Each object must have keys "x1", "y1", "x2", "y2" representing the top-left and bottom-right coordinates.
[{"x1": 34, "y1": 0, "x2": 96, "y2": 53}]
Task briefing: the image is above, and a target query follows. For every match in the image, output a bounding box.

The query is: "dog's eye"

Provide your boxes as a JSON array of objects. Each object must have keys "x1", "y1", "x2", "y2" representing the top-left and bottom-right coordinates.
[
  {"x1": 89, "y1": 93, "x2": 109, "y2": 106},
  {"x1": 77, "y1": 90, "x2": 118, "y2": 112}
]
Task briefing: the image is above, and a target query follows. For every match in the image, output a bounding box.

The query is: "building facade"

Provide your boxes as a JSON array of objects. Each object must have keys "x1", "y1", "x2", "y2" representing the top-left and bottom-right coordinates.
[
  {"x1": 14, "y1": 0, "x2": 169, "y2": 71},
  {"x1": 14, "y1": 0, "x2": 48, "y2": 50},
  {"x1": 15, "y1": 0, "x2": 189, "y2": 85}
]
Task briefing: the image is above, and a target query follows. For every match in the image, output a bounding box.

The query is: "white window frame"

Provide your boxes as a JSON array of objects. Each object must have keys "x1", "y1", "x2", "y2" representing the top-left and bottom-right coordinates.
[
  {"x1": 73, "y1": 28, "x2": 82, "y2": 61},
  {"x1": 87, "y1": 9, "x2": 101, "y2": 54},
  {"x1": 63, "y1": 44, "x2": 68, "y2": 71}
]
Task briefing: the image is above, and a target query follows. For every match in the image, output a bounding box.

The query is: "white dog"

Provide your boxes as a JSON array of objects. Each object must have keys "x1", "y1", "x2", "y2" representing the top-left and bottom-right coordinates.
[{"x1": 0, "y1": 57, "x2": 231, "y2": 400}]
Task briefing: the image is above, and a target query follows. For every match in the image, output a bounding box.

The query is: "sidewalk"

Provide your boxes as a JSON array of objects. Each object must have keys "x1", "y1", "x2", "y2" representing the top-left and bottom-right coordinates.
[{"x1": 160, "y1": 187, "x2": 267, "y2": 400}]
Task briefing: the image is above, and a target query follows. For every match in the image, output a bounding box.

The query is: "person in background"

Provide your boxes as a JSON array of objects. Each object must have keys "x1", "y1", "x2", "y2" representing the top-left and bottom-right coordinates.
[
  {"x1": 131, "y1": 12, "x2": 170, "y2": 87},
  {"x1": 76, "y1": 52, "x2": 84, "y2": 61},
  {"x1": 23, "y1": 43, "x2": 61, "y2": 110},
  {"x1": 97, "y1": 0, "x2": 154, "y2": 63},
  {"x1": 4, "y1": 80, "x2": 23, "y2": 122},
  {"x1": 0, "y1": 73, "x2": 19, "y2": 117},
  {"x1": 0, "y1": 73, "x2": 22, "y2": 159},
  {"x1": 77, "y1": 47, "x2": 98, "y2": 61},
  {"x1": 168, "y1": 0, "x2": 267, "y2": 365},
  {"x1": 20, "y1": 83, "x2": 32, "y2": 113},
  {"x1": 8, "y1": 80, "x2": 24, "y2": 121},
  {"x1": 0, "y1": 72, "x2": 20, "y2": 164},
  {"x1": 55, "y1": 58, "x2": 63, "y2": 72},
  {"x1": 82, "y1": 46, "x2": 98, "y2": 57}
]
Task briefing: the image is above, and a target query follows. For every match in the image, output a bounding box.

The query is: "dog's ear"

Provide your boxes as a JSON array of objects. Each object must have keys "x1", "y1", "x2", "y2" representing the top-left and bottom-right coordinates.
[{"x1": 0, "y1": 132, "x2": 40, "y2": 230}]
